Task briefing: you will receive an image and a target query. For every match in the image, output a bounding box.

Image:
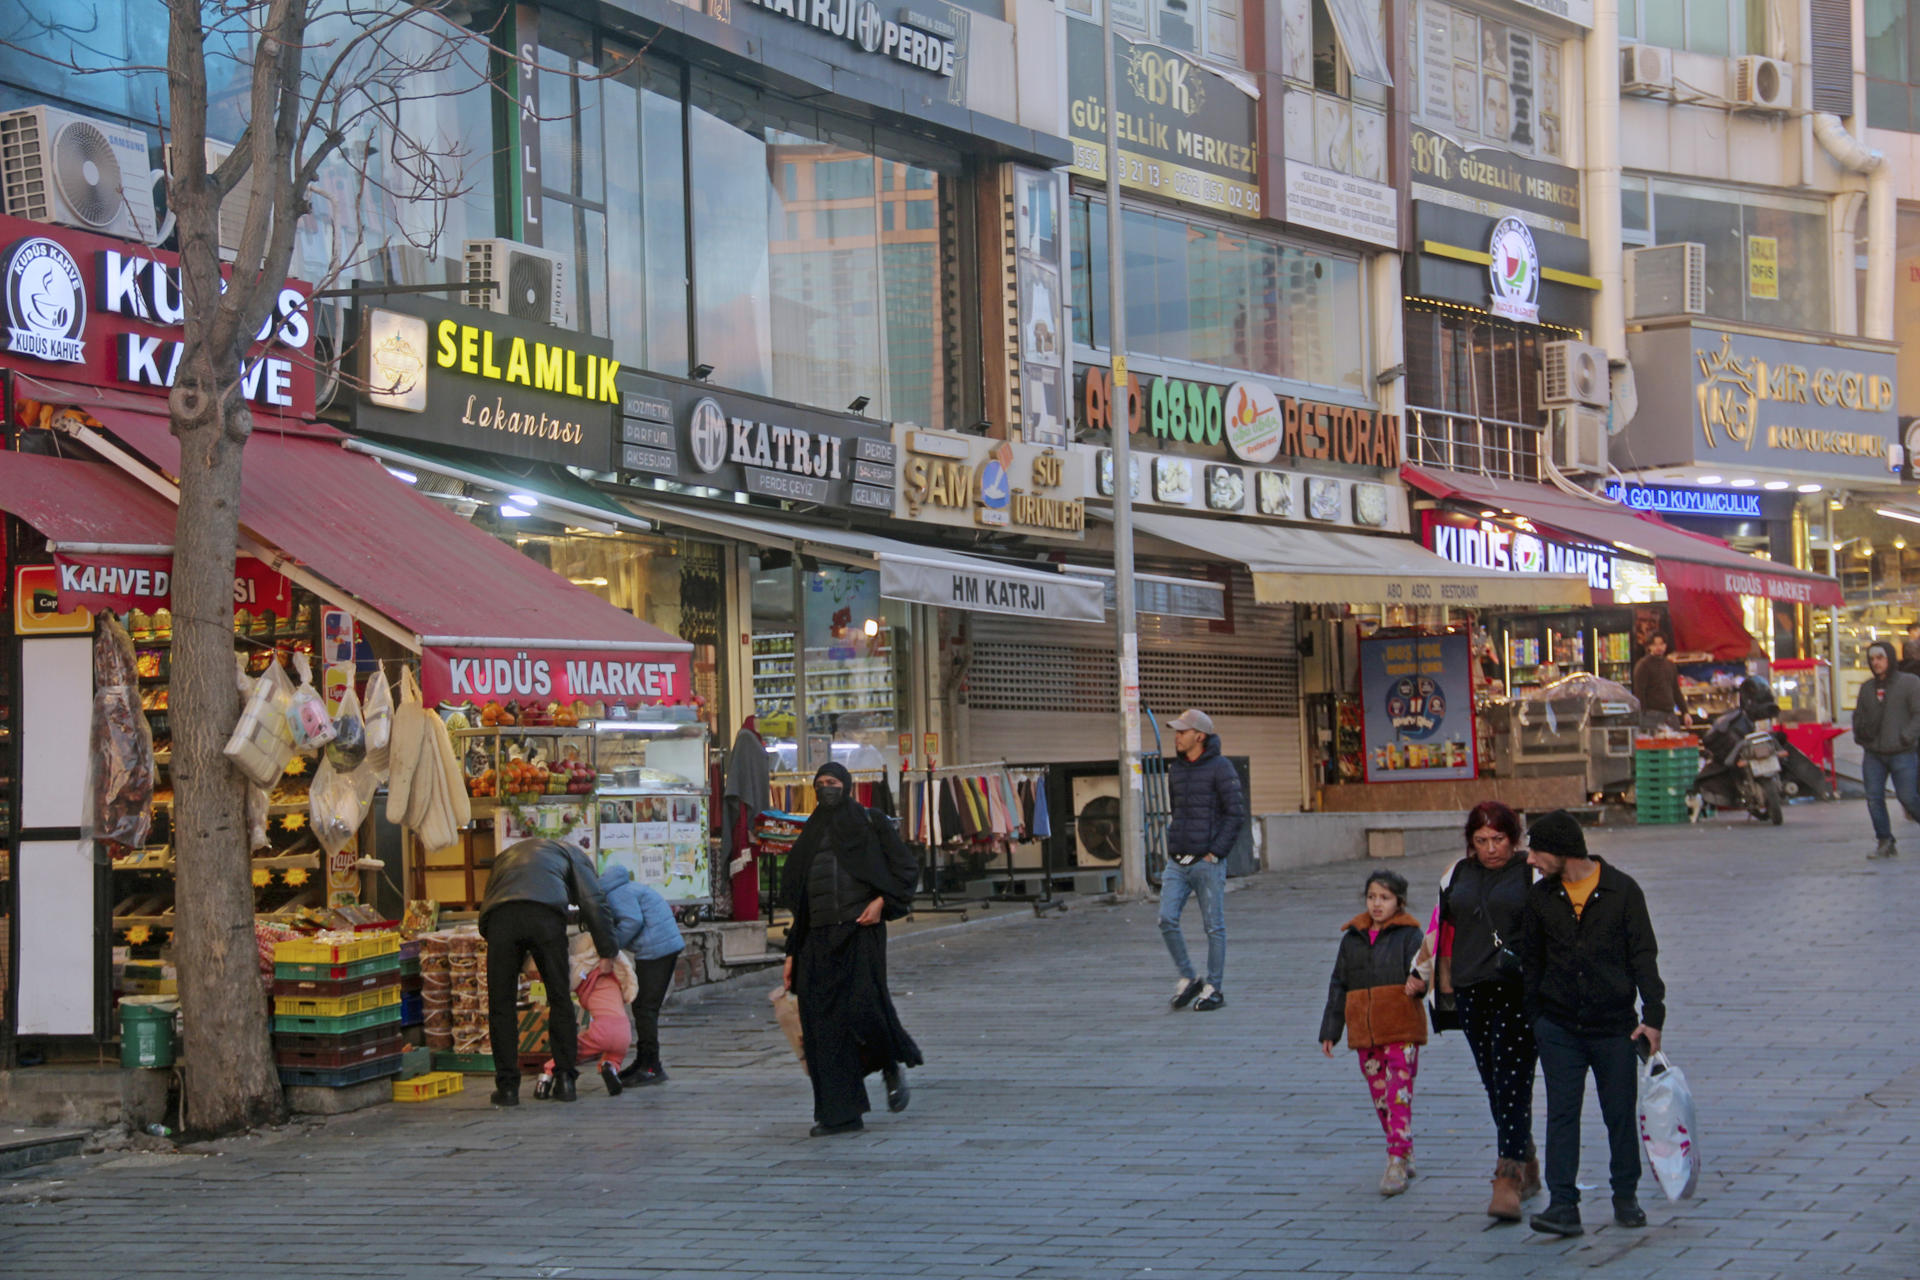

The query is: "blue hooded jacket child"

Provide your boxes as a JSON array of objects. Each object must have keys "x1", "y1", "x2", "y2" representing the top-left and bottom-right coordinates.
[{"x1": 598, "y1": 865, "x2": 687, "y2": 962}]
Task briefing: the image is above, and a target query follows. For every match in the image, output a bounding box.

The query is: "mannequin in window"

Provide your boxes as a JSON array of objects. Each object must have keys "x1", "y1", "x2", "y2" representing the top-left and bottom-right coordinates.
[{"x1": 725, "y1": 715, "x2": 771, "y2": 921}]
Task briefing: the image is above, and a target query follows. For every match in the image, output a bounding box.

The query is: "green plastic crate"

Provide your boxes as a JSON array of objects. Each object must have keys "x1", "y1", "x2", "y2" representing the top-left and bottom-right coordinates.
[
  {"x1": 432, "y1": 1051, "x2": 496, "y2": 1074},
  {"x1": 272, "y1": 1005, "x2": 403, "y2": 1036},
  {"x1": 272, "y1": 953, "x2": 402, "y2": 983}
]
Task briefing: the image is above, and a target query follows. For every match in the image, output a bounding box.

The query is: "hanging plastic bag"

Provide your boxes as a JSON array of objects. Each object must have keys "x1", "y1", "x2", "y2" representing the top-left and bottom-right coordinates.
[
  {"x1": 286, "y1": 652, "x2": 338, "y2": 753},
  {"x1": 310, "y1": 755, "x2": 380, "y2": 857},
  {"x1": 1637, "y1": 1050, "x2": 1700, "y2": 1201},
  {"x1": 88, "y1": 614, "x2": 155, "y2": 848},
  {"x1": 324, "y1": 683, "x2": 368, "y2": 771},
  {"x1": 224, "y1": 655, "x2": 297, "y2": 788},
  {"x1": 246, "y1": 783, "x2": 272, "y2": 852},
  {"x1": 363, "y1": 668, "x2": 394, "y2": 753}
]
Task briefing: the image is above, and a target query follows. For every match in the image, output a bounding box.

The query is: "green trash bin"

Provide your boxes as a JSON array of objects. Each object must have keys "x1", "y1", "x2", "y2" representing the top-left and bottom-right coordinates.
[{"x1": 119, "y1": 999, "x2": 178, "y2": 1069}]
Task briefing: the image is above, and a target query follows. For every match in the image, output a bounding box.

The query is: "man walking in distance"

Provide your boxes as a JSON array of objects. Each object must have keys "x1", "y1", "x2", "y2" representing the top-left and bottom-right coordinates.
[
  {"x1": 479, "y1": 838, "x2": 618, "y2": 1107},
  {"x1": 1520, "y1": 811, "x2": 1666, "y2": 1237},
  {"x1": 1160, "y1": 709, "x2": 1247, "y2": 1013},
  {"x1": 1852, "y1": 640, "x2": 1920, "y2": 859}
]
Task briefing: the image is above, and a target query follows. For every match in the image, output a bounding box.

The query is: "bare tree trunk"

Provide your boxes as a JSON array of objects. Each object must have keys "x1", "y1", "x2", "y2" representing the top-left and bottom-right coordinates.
[{"x1": 168, "y1": 360, "x2": 284, "y2": 1135}]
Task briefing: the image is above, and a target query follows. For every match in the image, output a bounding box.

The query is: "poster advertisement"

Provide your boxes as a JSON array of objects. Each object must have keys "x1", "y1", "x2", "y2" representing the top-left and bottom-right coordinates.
[
  {"x1": 1359, "y1": 633, "x2": 1477, "y2": 782},
  {"x1": 1012, "y1": 165, "x2": 1069, "y2": 447},
  {"x1": 597, "y1": 795, "x2": 707, "y2": 899}
]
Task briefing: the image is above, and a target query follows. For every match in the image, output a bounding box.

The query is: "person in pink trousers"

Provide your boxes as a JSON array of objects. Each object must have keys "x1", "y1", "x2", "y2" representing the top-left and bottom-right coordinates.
[{"x1": 536, "y1": 931, "x2": 639, "y2": 1098}]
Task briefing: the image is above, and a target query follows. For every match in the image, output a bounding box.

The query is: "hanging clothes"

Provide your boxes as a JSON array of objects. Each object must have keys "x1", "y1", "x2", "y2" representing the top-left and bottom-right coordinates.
[{"x1": 724, "y1": 723, "x2": 772, "y2": 923}]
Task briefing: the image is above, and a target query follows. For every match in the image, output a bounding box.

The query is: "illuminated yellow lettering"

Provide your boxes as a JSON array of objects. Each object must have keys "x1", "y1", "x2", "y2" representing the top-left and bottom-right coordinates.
[
  {"x1": 435, "y1": 319, "x2": 458, "y2": 369},
  {"x1": 458, "y1": 324, "x2": 480, "y2": 375},
  {"x1": 534, "y1": 343, "x2": 563, "y2": 392},
  {"x1": 505, "y1": 337, "x2": 530, "y2": 386},
  {"x1": 481, "y1": 328, "x2": 501, "y2": 380}
]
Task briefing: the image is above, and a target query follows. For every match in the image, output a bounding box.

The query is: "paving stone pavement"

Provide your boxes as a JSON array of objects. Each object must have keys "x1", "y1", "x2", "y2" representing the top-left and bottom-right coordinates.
[{"x1": 2, "y1": 801, "x2": 1915, "y2": 1279}]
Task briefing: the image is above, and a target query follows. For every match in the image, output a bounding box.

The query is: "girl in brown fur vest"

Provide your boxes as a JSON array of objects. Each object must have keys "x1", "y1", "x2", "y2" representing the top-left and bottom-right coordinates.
[{"x1": 1320, "y1": 870, "x2": 1430, "y2": 1196}]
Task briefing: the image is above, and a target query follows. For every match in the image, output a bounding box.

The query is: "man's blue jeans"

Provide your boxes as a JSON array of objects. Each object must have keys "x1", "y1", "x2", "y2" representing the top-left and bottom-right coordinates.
[
  {"x1": 1862, "y1": 748, "x2": 1920, "y2": 839},
  {"x1": 1159, "y1": 858, "x2": 1226, "y2": 989}
]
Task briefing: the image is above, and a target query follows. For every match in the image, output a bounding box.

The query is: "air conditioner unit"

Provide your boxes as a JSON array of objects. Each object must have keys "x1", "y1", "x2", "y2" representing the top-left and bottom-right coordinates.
[
  {"x1": 162, "y1": 139, "x2": 260, "y2": 262},
  {"x1": 1541, "y1": 340, "x2": 1610, "y2": 408},
  {"x1": 1553, "y1": 405, "x2": 1608, "y2": 475},
  {"x1": 1620, "y1": 45, "x2": 1672, "y2": 94},
  {"x1": 1626, "y1": 243, "x2": 1707, "y2": 319},
  {"x1": 1733, "y1": 55, "x2": 1792, "y2": 112},
  {"x1": 0, "y1": 106, "x2": 159, "y2": 243},
  {"x1": 463, "y1": 238, "x2": 572, "y2": 328}
]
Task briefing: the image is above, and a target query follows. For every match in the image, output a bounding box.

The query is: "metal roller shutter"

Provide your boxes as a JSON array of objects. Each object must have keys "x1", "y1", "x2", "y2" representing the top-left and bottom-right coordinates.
[{"x1": 959, "y1": 565, "x2": 1304, "y2": 812}]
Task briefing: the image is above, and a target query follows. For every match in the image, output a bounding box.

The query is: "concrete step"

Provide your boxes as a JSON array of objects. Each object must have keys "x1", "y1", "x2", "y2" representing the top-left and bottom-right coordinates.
[{"x1": 0, "y1": 1130, "x2": 87, "y2": 1175}]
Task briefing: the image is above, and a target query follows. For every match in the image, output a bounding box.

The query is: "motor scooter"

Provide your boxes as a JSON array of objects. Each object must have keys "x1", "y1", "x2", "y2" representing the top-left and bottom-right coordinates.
[{"x1": 1690, "y1": 676, "x2": 1787, "y2": 825}]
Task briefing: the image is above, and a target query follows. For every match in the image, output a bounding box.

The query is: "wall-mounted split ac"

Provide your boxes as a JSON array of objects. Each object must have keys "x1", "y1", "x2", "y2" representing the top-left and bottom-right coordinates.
[
  {"x1": 1540, "y1": 340, "x2": 1610, "y2": 408},
  {"x1": 161, "y1": 138, "x2": 261, "y2": 262},
  {"x1": 1553, "y1": 405, "x2": 1609, "y2": 475},
  {"x1": 463, "y1": 238, "x2": 573, "y2": 328},
  {"x1": 1733, "y1": 55, "x2": 1793, "y2": 112},
  {"x1": 1625, "y1": 243, "x2": 1707, "y2": 319},
  {"x1": 1620, "y1": 45, "x2": 1672, "y2": 95},
  {"x1": 0, "y1": 105, "x2": 160, "y2": 243}
]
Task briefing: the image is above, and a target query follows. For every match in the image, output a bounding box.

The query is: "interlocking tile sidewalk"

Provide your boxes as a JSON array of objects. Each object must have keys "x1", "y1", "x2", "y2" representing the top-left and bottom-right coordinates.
[{"x1": 2, "y1": 801, "x2": 1913, "y2": 1279}]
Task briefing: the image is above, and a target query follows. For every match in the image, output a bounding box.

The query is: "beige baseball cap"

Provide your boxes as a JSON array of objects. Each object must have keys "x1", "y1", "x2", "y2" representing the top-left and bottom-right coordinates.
[{"x1": 1168, "y1": 708, "x2": 1214, "y2": 734}]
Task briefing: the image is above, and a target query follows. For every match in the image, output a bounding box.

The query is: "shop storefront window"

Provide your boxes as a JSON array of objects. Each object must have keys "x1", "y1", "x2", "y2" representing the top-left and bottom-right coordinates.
[
  {"x1": 1070, "y1": 196, "x2": 1365, "y2": 394},
  {"x1": 1404, "y1": 306, "x2": 1546, "y2": 479},
  {"x1": 1623, "y1": 176, "x2": 1830, "y2": 331},
  {"x1": 748, "y1": 557, "x2": 898, "y2": 770},
  {"x1": 1409, "y1": 0, "x2": 1565, "y2": 161},
  {"x1": 689, "y1": 72, "x2": 954, "y2": 428},
  {"x1": 516, "y1": 531, "x2": 727, "y2": 736}
]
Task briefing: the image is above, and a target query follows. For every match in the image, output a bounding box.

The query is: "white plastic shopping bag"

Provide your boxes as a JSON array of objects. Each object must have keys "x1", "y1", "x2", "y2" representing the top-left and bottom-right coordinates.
[{"x1": 1637, "y1": 1050, "x2": 1699, "y2": 1201}]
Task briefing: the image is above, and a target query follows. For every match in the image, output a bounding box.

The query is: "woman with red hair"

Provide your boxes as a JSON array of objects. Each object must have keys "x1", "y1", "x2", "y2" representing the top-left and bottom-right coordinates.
[{"x1": 1425, "y1": 801, "x2": 1540, "y2": 1221}]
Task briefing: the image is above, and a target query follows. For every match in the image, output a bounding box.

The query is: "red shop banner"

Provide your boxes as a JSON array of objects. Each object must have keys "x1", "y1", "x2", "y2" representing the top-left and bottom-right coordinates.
[
  {"x1": 53, "y1": 554, "x2": 294, "y2": 616},
  {"x1": 421, "y1": 646, "x2": 693, "y2": 710},
  {"x1": 0, "y1": 213, "x2": 315, "y2": 418}
]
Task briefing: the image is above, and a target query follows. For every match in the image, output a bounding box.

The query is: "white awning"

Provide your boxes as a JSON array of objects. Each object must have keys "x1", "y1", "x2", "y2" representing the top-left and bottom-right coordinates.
[
  {"x1": 1132, "y1": 512, "x2": 1590, "y2": 607},
  {"x1": 623, "y1": 499, "x2": 1108, "y2": 622}
]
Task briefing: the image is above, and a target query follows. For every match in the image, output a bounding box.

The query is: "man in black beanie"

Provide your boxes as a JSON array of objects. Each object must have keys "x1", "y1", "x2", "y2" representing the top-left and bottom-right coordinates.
[{"x1": 1520, "y1": 810, "x2": 1666, "y2": 1238}]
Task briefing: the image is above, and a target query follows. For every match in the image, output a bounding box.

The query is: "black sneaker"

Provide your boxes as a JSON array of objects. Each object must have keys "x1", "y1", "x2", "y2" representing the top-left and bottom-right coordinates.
[
  {"x1": 1170, "y1": 978, "x2": 1204, "y2": 1009},
  {"x1": 600, "y1": 1063, "x2": 625, "y2": 1097},
  {"x1": 1530, "y1": 1202, "x2": 1585, "y2": 1236},
  {"x1": 1191, "y1": 985, "x2": 1225, "y2": 1012},
  {"x1": 618, "y1": 1062, "x2": 668, "y2": 1086},
  {"x1": 810, "y1": 1118, "x2": 864, "y2": 1137},
  {"x1": 490, "y1": 1087, "x2": 519, "y2": 1108},
  {"x1": 883, "y1": 1064, "x2": 911, "y2": 1113},
  {"x1": 1612, "y1": 1196, "x2": 1647, "y2": 1228}
]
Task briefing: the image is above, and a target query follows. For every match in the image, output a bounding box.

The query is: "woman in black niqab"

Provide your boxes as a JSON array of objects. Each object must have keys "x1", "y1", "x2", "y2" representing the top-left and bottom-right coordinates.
[{"x1": 781, "y1": 761, "x2": 923, "y2": 1135}]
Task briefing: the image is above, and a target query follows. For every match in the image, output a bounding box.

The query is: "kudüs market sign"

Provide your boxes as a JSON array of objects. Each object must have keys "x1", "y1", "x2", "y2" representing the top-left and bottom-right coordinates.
[
  {"x1": 0, "y1": 214, "x2": 315, "y2": 415},
  {"x1": 617, "y1": 373, "x2": 896, "y2": 510},
  {"x1": 740, "y1": 0, "x2": 958, "y2": 76},
  {"x1": 1421, "y1": 510, "x2": 1620, "y2": 592},
  {"x1": 423, "y1": 646, "x2": 692, "y2": 710},
  {"x1": 351, "y1": 297, "x2": 617, "y2": 470}
]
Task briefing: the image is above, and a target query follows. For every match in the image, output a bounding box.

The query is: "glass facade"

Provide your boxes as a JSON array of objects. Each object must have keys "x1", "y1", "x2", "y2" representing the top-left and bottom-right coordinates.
[
  {"x1": 749, "y1": 556, "x2": 899, "y2": 771},
  {"x1": 689, "y1": 73, "x2": 954, "y2": 428},
  {"x1": 1621, "y1": 0, "x2": 1766, "y2": 55},
  {"x1": 1070, "y1": 196, "x2": 1366, "y2": 394}
]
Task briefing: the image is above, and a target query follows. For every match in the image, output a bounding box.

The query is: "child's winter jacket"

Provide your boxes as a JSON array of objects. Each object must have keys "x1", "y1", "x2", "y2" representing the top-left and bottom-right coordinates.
[{"x1": 1318, "y1": 911, "x2": 1428, "y2": 1050}]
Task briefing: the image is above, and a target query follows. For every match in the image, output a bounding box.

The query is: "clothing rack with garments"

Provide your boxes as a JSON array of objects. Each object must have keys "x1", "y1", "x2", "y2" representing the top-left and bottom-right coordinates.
[
  {"x1": 897, "y1": 762, "x2": 1056, "y2": 910},
  {"x1": 756, "y1": 768, "x2": 891, "y2": 921}
]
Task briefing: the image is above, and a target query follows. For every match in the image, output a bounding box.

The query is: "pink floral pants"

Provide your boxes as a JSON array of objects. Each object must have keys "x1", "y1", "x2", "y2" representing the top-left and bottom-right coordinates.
[{"x1": 1357, "y1": 1042, "x2": 1419, "y2": 1158}]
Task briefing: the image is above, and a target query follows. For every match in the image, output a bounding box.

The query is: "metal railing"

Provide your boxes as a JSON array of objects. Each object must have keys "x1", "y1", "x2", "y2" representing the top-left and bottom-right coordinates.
[{"x1": 1405, "y1": 407, "x2": 1545, "y2": 482}]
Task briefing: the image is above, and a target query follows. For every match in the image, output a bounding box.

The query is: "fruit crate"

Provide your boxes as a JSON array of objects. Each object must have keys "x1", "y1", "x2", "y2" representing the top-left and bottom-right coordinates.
[
  {"x1": 393, "y1": 1070, "x2": 465, "y2": 1102},
  {"x1": 273, "y1": 985, "x2": 401, "y2": 1019},
  {"x1": 273, "y1": 953, "x2": 402, "y2": 983},
  {"x1": 271, "y1": 969, "x2": 402, "y2": 1001},
  {"x1": 272, "y1": 1005, "x2": 404, "y2": 1036},
  {"x1": 273, "y1": 933, "x2": 401, "y2": 965},
  {"x1": 277, "y1": 1053, "x2": 404, "y2": 1089},
  {"x1": 274, "y1": 1033, "x2": 404, "y2": 1070}
]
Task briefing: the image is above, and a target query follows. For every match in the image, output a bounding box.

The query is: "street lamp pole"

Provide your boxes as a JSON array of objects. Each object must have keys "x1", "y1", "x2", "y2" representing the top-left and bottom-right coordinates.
[{"x1": 1101, "y1": 1, "x2": 1146, "y2": 897}]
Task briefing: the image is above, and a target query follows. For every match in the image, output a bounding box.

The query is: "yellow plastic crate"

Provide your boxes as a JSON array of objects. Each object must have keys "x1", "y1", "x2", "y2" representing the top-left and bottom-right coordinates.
[
  {"x1": 273, "y1": 933, "x2": 401, "y2": 965},
  {"x1": 392, "y1": 1070, "x2": 465, "y2": 1103},
  {"x1": 272, "y1": 984, "x2": 401, "y2": 1018}
]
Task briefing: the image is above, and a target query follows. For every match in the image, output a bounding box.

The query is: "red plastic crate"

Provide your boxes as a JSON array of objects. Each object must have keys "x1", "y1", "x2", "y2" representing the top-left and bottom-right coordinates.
[
  {"x1": 274, "y1": 1033, "x2": 403, "y2": 1070},
  {"x1": 271, "y1": 969, "x2": 402, "y2": 1001}
]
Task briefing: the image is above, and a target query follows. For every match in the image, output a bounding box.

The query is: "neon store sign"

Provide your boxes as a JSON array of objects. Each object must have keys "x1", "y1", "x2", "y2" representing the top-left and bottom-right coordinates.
[{"x1": 1422, "y1": 513, "x2": 1619, "y2": 591}]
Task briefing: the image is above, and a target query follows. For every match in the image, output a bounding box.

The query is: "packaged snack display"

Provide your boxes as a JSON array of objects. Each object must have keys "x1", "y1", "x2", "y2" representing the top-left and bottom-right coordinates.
[{"x1": 224, "y1": 656, "x2": 296, "y2": 788}]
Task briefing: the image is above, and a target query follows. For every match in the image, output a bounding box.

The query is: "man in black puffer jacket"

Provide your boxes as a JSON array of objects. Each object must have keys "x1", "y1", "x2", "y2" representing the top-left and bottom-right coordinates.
[
  {"x1": 1159, "y1": 709, "x2": 1248, "y2": 1013},
  {"x1": 1520, "y1": 811, "x2": 1666, "y2": 1239},
  {"x1": 479, "y1": 839, "x2": 617, "y2": 1108}
]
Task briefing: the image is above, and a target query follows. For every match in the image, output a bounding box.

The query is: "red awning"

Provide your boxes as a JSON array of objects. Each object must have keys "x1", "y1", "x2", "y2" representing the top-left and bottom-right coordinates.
[
  {"x1": 1402, "y1": 465, "x2": 1843, "y2": 608},
  {"x1": 0, "y1": 451, "x2": 179, "y2": 552},
  {"x1": 88, "y1": 410, "x2": 693, "y2": 707}
]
